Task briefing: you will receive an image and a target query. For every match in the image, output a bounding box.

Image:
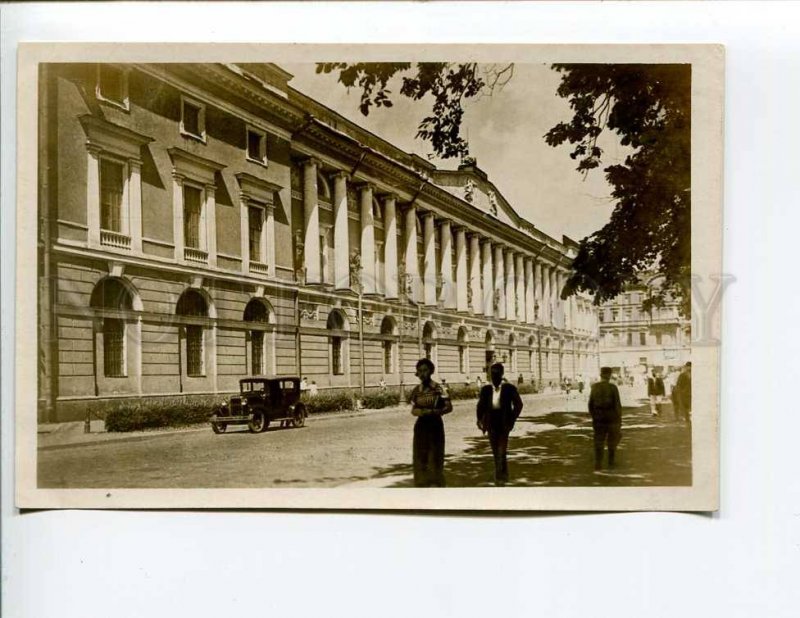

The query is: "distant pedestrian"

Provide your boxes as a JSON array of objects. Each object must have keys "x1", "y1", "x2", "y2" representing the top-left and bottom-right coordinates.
[
  {"x1": 577, "y1": 376, "x2": 585, "y2": 395},
  {"x1": 408, "y1": 358, "x2": 453, "y2": 487},
  {"x1": 476, "y1": 374, "x2": 483, "y2": 388},
  {"x1": 300, "y1": 376, "x2": 309, "y2": 392},
  {"x1": 588, "y1": 366, "x2": 623, "y2": 471},
  {"x1": 476, "y1": 362, "x2": 524, "y2": 486},
  {"x1": 647, "y1": 369, "x2": 666, "y2": 416},
  {"x1": 675, "y1": 362, "x2": 692, "y2": 424},
  {"x1": 518, "y1": 373, "x2": 524, "y2": 386},
  {"x1": 379, "y1": 377, "x2": 387, "y2": 391},
  {"x1": 309, "y1": 381, "x2": 318, "y2": 397}
]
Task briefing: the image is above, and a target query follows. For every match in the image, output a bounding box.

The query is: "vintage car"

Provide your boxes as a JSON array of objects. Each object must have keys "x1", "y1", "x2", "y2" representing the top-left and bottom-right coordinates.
[{"x1": 210, "y1": 376, "x2": 307, "y2": 434}]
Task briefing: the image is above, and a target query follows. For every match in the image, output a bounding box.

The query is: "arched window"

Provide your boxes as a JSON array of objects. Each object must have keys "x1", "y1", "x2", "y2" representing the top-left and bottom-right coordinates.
[
  {"x1": 422, "y1": 321, "x2": 436, "y2": 362},
  {"x1": 508, "y1": 334, "x2": 517, "y2": 373},
  {"x1": 528, "y1": 335, "x2": 536, "y2": 376},
  {"x1": 177, "y1": 289, "x2": 209, "y2": 377},
  {"x1": 457, "y1": 326, "x2": 469, "y2": 374},
  {"x1": 327, "y1": 309, "x2": 348, "y2": 376},
  {"x1": 244, "y1": 298, "x2": 273, "y2": 375},
  {"x1": 90, "y1": 278, "x2": 134, "y2": 378},
  {"x1": 380, "y1": 316, "x2": 398, "y2": 375}
]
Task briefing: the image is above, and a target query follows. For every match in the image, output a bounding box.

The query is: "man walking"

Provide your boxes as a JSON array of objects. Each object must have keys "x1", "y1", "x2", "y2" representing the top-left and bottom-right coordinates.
[
  {"x1": 589, "y1": 366, "x2": 623, "y2": 471},
  {"x1": 476, "y1": 363, "x2": 524, "y2": 486},
  {"x1": 675, "y1": 362, "x2": 692, "y2": 425},
  {"x1": 647, "y1": 368, "x2": 666, "y2": 417}
]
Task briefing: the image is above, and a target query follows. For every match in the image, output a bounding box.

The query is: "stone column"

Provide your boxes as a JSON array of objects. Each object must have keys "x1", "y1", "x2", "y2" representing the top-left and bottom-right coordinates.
[
  {"x1": 423, "y1": 212, "x2": 437, "y2": 306},
  {"x1": 86, "y1": 145, "x2": 102, "y2": 249},
  {"x1": 455, "y1": 227, "x2": 468, "y2": 312},
  {"x1": 359, "y1": 183, "x2": 376, "y2": 294},
  {"x1": 505, "y1": 249, "x2": 516, "y2": 321},
  {"x1": 171, "y1": 171, "x2": 184, "y2": 262},
  {"x1": 542, "y1": 263, "x2": 551, "y2": 325},
  {"x1": 302, "y1": 159, "x2": 321, "y2": 284},
  {"x1": 265, "y1": 203, "x2": 275, "y2": 277},
  {"x1": 383, "y1": 194, "x2": 398, "y2": 299},
  {"x1": 525, "y1": 258, "x2": 535, "y2": 324},
  {"x1": 332, "y1": 171, "x2": 350, "y2": 290},
  {"x1": 404, "y1": 205, "x2": 419, "y2": 303},
  {"x1": 494, "y1": 244, "x2": 506, "y2": 320},
  {"x1": 482, "y1": 239, "x2": 494, "y2": 317},
  {"x1": 128, "y1": 159, "x2": 143, "y2": 253},
  {"x1": 239, "y1": 195, "x2": 250, "y2": 274},
  {"x1": 516, "y1": 253, "x2": 525, "y2": 322},
  {"x1": 470, "y1": 234, "x2": 483, "y2": 315},
  {"x1": 550, "y1": 268, "x2": 559, "y2": 328},
  {"x1": 440, "y1": 220, "x2": 455, "y2": 309},
  {"x1": 534, "y1": 260, "x2": 543, "y2": 325},
  {"x1": 205, "y1": 183, "x2": 217, "y2": 268}
]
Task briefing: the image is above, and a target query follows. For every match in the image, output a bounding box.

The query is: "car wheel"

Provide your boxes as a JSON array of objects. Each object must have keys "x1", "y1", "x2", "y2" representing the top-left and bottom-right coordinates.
[
  {"x1": 211, "y1": 421, "x2": 227, "y2": 434},
  {"x1": 291, "y1": 405, "x2": 306, "y2": 428},
  {"x1": 248, "y1": 410, "x2": 269, "y2": 433}
]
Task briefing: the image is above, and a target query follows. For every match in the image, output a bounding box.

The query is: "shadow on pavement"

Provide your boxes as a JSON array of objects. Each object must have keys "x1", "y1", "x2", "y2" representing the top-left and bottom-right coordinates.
[{"x1": 371, "y1": 404, "x2": 692, "y2": 488}]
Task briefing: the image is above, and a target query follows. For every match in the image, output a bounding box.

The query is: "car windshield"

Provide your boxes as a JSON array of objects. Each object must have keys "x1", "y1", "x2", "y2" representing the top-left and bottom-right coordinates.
[{"x1": 241, "y1": 381, "x2": 267, "y2": 393}]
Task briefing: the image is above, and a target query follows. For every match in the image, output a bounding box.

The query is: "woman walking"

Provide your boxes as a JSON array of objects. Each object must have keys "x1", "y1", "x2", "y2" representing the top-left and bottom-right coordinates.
[{"x1": 408, "y1": 358, "x2": 453, "y2": 487}]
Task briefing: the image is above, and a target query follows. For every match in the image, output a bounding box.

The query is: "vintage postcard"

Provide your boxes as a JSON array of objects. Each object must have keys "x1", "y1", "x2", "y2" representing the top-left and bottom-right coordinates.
[{"x1": 15, "y1": 43, "x2": 723, "y2": 510}]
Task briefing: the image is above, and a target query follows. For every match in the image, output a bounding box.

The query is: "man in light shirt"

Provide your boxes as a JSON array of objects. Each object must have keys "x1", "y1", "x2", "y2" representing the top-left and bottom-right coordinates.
[{"x1": 476, "y1": 363, "x2": 524, "y2": 486}]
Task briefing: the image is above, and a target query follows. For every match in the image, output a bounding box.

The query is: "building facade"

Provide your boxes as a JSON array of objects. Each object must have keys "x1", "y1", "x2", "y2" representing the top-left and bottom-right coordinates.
[
  {"x1": 598, "y1": 277, "x2": 691, "y2": 379},
  {"x1": 38, "y1": 62, "x2": 600, "y2": 422}
]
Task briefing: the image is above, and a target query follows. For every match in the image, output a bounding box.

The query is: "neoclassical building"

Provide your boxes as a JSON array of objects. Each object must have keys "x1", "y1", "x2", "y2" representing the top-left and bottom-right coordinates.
[
  {"x1": 38, "y1": 62, "x2": 600, "y2": 422},
  {"x1": 598, "y1": 276, "x2": 691, "y2": 378}
]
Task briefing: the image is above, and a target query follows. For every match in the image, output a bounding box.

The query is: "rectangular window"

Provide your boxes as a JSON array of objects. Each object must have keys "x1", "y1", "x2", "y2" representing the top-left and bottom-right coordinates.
[
  {"x1": 640, "y1": 332, "x2": 647, "y2": 346},
  {"x1": 459, "y1": 346, "x2": 467, "y2": 374},
  {"x1": 627, "y1": 332, "x2": 633, "y2": 347},
  {"x1": 186, "y1": 325, "x2": 204, "y2": 377},
  {"x1": 97, "y1": 65, "x2": 128, "y2": 108},
  {"x1": 183, "y1": 185, "x2": 203, "y2": 249},
  {"x1": 424, "y1": 342, "x2": 433, "y2": 361},
  {"x1": 383, "y1": 341, "x2": 394, "y2": 375},
  {"x1": 181, "y1": 96, "x2": 206, "y2": 140},
  {"x1": 100, "y1": 159, "x2": 125, "y2": 232},
  {"x1": 249, "y1": 206, "x2": 263, "y2": 262},
  {"x1": 332, "y1": 337, "x2": 343, "y2": 375},
  {"x1": 251, "y1": 331, "x2": 264, "y2": 375},
  {"x1": 656, "y1": 332, "x2": 663, "y2": 345},
  {"x1": 103, "y1": 318, "x2": 125, "y2": 377},
  {"x1": 246, "y1": 127, "x2": 267, "y2": 164}
]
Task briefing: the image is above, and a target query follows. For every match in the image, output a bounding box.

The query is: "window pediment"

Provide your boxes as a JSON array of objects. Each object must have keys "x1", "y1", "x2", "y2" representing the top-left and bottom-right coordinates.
[
  {"x1": 80, "y1": 115, "x2": 152, "y2": 160},
  {"x1": 235, "y1": 172, "x2": 281, "y2": 205},
  {"x1": 168, "y1": 147, "x2": 225, "y2": 186}
]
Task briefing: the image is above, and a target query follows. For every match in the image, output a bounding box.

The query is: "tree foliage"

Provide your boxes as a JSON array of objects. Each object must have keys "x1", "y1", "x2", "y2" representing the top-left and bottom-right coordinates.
[{"x1": 317, "y1": 62, "x2": 692, "y2": 313}]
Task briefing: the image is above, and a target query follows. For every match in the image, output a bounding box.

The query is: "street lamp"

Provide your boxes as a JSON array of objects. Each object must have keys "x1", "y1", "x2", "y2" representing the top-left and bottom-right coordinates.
[
  {"x1": 398, "y1": 267, "x2": 415, "y2": 400},
  {"x1": 349, "y1": 251, "x2": 365, "y2": 398}
]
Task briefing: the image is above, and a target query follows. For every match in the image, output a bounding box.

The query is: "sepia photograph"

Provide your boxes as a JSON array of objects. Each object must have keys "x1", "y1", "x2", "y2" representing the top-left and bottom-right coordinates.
[{"x1": 15, "y1": 43, "x2": 723, "y2": 510}]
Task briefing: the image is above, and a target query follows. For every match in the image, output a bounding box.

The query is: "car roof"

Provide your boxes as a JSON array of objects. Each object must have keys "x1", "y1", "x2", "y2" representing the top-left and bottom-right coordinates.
[{"x1": 240, "y1": 375, "x2": 300, "y2": 382}]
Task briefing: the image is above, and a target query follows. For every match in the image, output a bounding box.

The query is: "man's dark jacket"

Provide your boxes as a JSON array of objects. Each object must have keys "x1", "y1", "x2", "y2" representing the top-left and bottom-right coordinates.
[
  {"x1": 647, "y1": 376, "x2": 666, "y2": 397},
  {"x1": 588, "y1": 380, "x2": 622, "y2": 422},
  {"x1": 477, "y1": 382, "x2": 524, "y2": 433}
]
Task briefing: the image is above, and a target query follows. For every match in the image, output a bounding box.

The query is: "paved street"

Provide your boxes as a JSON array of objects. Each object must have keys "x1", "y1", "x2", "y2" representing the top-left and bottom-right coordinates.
[{"x1": 38, "y1": 389, "x2": 691, "y2": 488}]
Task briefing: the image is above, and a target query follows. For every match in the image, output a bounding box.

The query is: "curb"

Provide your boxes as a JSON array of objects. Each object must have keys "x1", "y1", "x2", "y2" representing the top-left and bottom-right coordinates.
[{"x1": 37, "y1": 391, "x2": 572, "y2": 451}]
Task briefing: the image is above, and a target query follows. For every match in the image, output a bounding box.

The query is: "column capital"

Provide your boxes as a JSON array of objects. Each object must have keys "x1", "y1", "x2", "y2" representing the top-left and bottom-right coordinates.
[
  {"x1": 356, "y1": 181, "x2": 377, "y2": 193},
  {"x1": 381, "y1": 191, "x2": 400, "y2": 203},
  {"x1": 301, "y1": 156, "x2": 321, "y2": 170},
  {"x1": 330, "y1": 169, "x2": 350, "y2": 181}
]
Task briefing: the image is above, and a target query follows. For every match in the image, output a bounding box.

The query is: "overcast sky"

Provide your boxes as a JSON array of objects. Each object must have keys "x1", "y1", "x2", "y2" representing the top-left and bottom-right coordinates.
[{"x1": 284, "y1": 63, "x2": 629, "y2": 242}]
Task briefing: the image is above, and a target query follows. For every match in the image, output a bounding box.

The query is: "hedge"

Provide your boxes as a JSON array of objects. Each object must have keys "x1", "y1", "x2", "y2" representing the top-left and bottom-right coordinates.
[
  {"x1": 361, "y1": 390, "x2": 402, "y2": 409},
  {"x1": 300, "y1": 390, "x2": 356, "y2": 415},
  {"x1": 105, "y1": 396, "x2": 217, "y2": 432}
]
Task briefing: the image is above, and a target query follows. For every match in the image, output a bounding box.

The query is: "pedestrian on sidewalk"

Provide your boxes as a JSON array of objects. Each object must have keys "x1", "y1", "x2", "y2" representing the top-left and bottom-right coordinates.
[
  {"x1": 476, "y1": 362, "x2": 524, "y2": 486},
  {"x1": 589, "y1": 366, "x2": 623, "y2": 471},
  {"x1": 408, "y1": 358, "x2": 453, "y2": 487},
  {"x1": 647, "y1": 368, "x2": 665, "y2": 417},
  {"x1": 675, "y1": 362, "x2": 692, "y2": 425}
]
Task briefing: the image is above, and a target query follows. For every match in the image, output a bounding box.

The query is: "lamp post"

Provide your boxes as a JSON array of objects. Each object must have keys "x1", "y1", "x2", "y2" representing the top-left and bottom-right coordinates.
[
  {"x1": 398, "y1": 268, "x2": 414, "y2": 400},
  {"x1": 350, "y1": 251, "x2": 365, "y2": 398}
]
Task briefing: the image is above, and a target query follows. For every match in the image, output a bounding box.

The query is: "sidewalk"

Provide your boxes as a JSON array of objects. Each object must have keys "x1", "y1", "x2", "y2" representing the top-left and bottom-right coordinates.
[{"x1": 37, "y1": 390, "x2": 571, "y2": 450}]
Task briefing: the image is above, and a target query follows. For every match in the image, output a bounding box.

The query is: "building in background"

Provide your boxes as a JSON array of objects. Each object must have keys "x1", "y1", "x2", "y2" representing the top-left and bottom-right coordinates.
[
  {"x1": 38, "y1": 62, "x2": 600, "y2": 422},
  {"x1": 598, "y1": 276, "x2": 690, "y2": 382}
]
